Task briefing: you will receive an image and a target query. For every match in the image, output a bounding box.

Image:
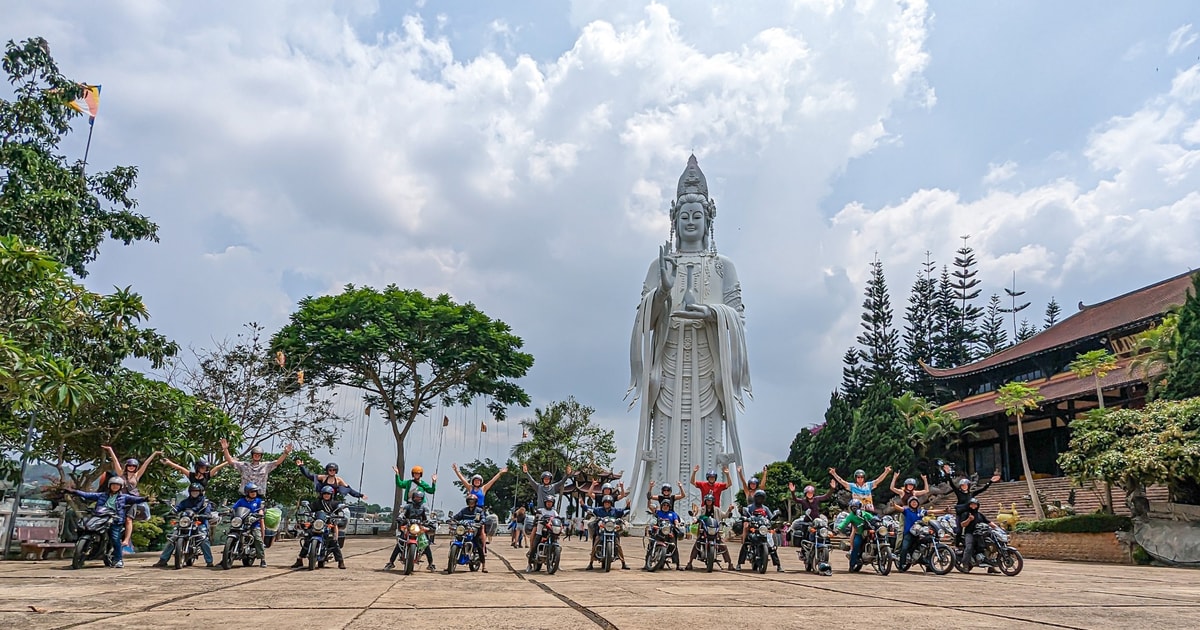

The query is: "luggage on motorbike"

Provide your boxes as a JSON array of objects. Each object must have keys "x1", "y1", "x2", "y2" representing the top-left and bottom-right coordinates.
[
  {"x1": 523, "y1": 514, "x2": 536, "y2": 534},
  {"x1": 264, "y1": 507, "x2": 282, "y2": 529}
]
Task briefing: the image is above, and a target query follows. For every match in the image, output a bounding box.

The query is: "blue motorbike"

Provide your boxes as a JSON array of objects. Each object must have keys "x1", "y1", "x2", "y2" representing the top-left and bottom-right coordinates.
[{"x1": 446, "y1": 518, "x2": 484, "y2": 573}]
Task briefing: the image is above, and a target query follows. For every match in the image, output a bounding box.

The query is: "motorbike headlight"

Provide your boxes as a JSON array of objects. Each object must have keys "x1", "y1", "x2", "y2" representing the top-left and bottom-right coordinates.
[
  {"x1": 313, "y1": 518, "x2": 326, "y2": 531},
  {"x1": 230, "y1": 516, "x2": 243, "y2": 528},
  {"x1": 409, "y1": 524, "x2": 422, "y2": 534},
  {"x1": 819, "y1": 527, "x2": 830, "y2": 538},
  {"x1": 550, "y1": 523, "x2": 562, "y2": 535},
  {"x1": 604, "y1": 521, "x2": 617, "y2": 532},
  {"x1": 876, "y1": 527, "x2": 887, "y2": 537},
  {"x1": 456, "y1": 525, "x2": 466, "y2": 535}
]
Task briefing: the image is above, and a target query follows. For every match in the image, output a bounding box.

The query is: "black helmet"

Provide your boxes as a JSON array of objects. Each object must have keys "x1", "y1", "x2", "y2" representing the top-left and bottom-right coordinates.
[
  {"x1": 411, "y1": 490, "x2": 425, "y2": 503},
  {"x1": 195, "y1": 460, "x2": 210, "y2": 470},
  {"x1": 540, "y1": 471, "x2": 553, "y2": 481},
  {"x1": 188, "y1": 483, "x2": 204, "y2": 494},
  {"x1": 753, "y1": 489, "x2": 766, "y2": 502},
  {"x1": 466, "y1": 493, "x2": 478, "y2": 504},
  {"x1": 817, "y1": 561, "x2": 833, "y2": 576},
  {"x1": 967, "y1": 496, "x2": 980, "y2": 507},
  {"x1": 320, "y1": 485, "x2": 335, "y2": 495},
  {"x1": 706, "y1": 470, "x2": 718, "y2": 479},
  {"x1": 325, "y1": 462, "x2": 339, "y2": 473}
]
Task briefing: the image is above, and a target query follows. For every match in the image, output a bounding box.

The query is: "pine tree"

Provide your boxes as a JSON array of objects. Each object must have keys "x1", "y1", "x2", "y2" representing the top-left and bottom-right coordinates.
[
  {"x1": 808, "y1": 392, "x2": 854, "y2": 475},
  {"x1": 933, "y1": 265, "x2": 967, "y2": 367},
  {"x1": 846, "y1": 381, "x2": 915, "y2": 478},
  {"x1": 950, "y1": 235, "x2": 984, "y2": 361},
  {"x1": 903, "y1": 253, "x2": 938, "y2": 397},
  {"x1": 1016, "y1": 319, "x2": 1037, "y2": 342},
  {"x1": 1160, "y1": 273, "x2": 1200, "y2": 401},
  {"x1": 1044, "y1": 297, "x2": 1062, "y2": 330},
  {"x1": 1000, "y1": 270, "x2": 1032, "y2": 340},
  {"x1": 841, "y1": 347, "x2": 867, "y2": 405},
  {"x1": 787, "y1": 427, "x2": 815, "y2": 478},
  {"x1": 856, "y1": 254, "x2": 904, "y2": 391},
  {"x1": 978, "y1": 293, "x2": 1009, "y2": 356}
]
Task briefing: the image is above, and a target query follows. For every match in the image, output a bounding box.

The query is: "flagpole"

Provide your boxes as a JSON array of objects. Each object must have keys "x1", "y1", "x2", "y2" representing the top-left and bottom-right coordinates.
[{"x1": 81, "y1": 121, "x2": 95, "y2": 172}]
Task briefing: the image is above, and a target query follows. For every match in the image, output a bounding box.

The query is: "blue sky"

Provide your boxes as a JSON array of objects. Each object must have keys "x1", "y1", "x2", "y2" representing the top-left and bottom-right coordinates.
[{"x1": 5, "y1": 1, "x2": 1199, "y2": 505}]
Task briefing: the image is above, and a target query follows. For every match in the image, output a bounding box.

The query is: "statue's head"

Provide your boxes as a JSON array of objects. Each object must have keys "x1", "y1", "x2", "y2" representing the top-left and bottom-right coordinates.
[{"x1": 670, "y1": 155, "x2": 716, "y2": 251}]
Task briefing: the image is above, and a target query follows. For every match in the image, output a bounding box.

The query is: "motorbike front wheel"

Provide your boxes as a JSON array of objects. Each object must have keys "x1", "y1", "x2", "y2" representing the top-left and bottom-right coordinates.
[
  {"x1": 754, "y1": 544, "x2": 768, "y2": 574},
  {"x1": 999, "y1": 548, "x2": 1024, "y2": 576},
  {"x1": 174, "y1": 542, "x2": 184, "y2": 570},
  {"x1": 648, "y1": 545, "x2": 667, "y2": 572},
  {"x1": 71, "y1": 537, "x2": 89, "y2": 570},
  {"x1": 705, "y1": 543, "x2": 716, "y2": 573},
  {"x1": 446, "y1": 545, "x2": 458, "y2": 574},
  {"x1": 403, "y1": 543, "x2": 416, "y2": 575},
  {"x1": 221, "y1": 538, "x2": 236, "y2": 570},
  {"x1": 930, "y1": 544, "x2": 954, "y2": 575},
  {"x1": 602, "y1": 540, "x2": 613, "y2": 573},
  {"x1": 307, "y1": 540, "x2": 320, "y2": 571},
  {"x1": 547, "y1": 545, "x2": 561, "y2": 575},
  {"x1": 874, "y1": 547, "x2": 892, "y2": 576}
]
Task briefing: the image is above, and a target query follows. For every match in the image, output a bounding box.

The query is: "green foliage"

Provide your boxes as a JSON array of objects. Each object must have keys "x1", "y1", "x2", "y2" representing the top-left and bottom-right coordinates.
[
  {"x1": 131, "y1": 515, "x2": 165, "y2": 550},
  {"x1": 978, "y1": 293, "x2": 1008, "y2": 356},
  {"x1": 734, "y1": 460, "x2": 806, "y2": 515},
  {"x1": 1160, "y1": 274, "x2": 1200, "y2": 401},
  {"x1": 1013, "y1": 513, "x2": 1131, "y2": 534},
  {"x1": 855, "y1": 256, "x2": 903, "y2": 391},
  {"x1": 847, "y1": 381, "x2": 914, "y2": 477},
  {"x1": 205, "y1": 450, "x2": 322, "y2": 509},
  {"x1": 1044, "y1": 297, "x2": 1062, "y2": 329},
  {"x1": 786, "y1": 427, "x2": 814, "y2": 474},
  {"x1": 996, "y1": 381, "x2": 1044, "y2": 418},
  {"x1": 0, "y1": 38, "x2": 158, "y2": 277},
  {"x1": 902, "y1": 254, "x2": 938, "y2": 398},
  {"x1": 807, "y1": 392, "x2": 853, "y2": 477},
  {"x1": 840, "y1": 347, "x2": 866, "y2": 405},
  {"x1": 272, "y1": 284, "x2": 534, "y2": 516},
  {"x1": 509, "y1": 397, "x2": 615, "y2": 501},
  {"x1": 168, "y1": 322, "x2": 343, "y2": 455},
  {"x1": 1131, "y1": 311, "x2": 1179, "y2": 397}
]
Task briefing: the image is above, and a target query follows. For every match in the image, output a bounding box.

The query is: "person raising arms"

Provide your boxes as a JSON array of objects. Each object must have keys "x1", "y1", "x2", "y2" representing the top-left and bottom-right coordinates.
[
  {"x1": 451, "y1": 462, "x2": 507, "y2": 508},
  {"x1": 393, "y1": 465, "x2": 437, "y2": 501},
  {"x1": 100, "y1": 445, "x2": 160, "y2": 551},
  {"x1": 219, "y1": 438, "x2": 292, "y2": 494},
  {"x1": 160, "y1": 457, "x2": 227, "y2": 489},
  {"x1": 829, "y1": 466, "x2": 892, "y2": 512}
]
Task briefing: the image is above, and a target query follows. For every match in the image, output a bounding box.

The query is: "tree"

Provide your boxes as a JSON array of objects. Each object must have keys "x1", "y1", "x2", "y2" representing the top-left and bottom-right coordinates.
[
  {"x1": 808, "y1": 392, "x2": 853, "y2": 476},
  {"x1": 1015, "y1": 319, "x2": 1038, "y2": 343},
  {"x1": 1060, "y1": 398, "x2": 1200, "y2": 518},
  {"x1": 978, "y1": 294, "x2": 1008, "y2": 356},
  {"x1": 847, "y1": 381, "x2": 914, "y2": 478},
  {"x1": 1068, "y1": 348, "x2": 1120, "y2": 513},
  {"x1": 787, "y1": 427, "x2": 815, "y2": 476},
  {"x1": 840, "y1": 347, "x2": 866, "y2": 405},
  {"x1": 932, "y1": 266, "x2": 965, "y2": 368},
  {"x1": 996, "y1": 381, "x2": 1045, "y2": 519},
  {"x1": 1044, "y1": 297, "x2": 1062, "y2": 330},
  {"x1": 166, "y1": 322, "x2": 344, "y2": 455},
  {"x1": 1159, "y1": 273, "x2": 1200, "y2": 402},
  {"x1": 1131, "y1": 311, "x2": 1179, "y2": 397},
  {"x1": 272, "y1": 285, "x2": 534, "y2": 517},
  {"x1": 949, "y1": 236, "x2": 984, "y2": 362},
  {"x1": 856, "y1": 255, "x2": 904, "y2": 391},
  {"x1": 509, "y1": 397, "x2": 616, "y2": 476},
  {"x1": 999, "y1": 271, "x2": 1032, "y2": 341},
  {"x1": 734, "y1": 461, "x2": 805, "y2": 516},
  {"x1": 454, "y1": 457, "x2": 520, "y2": 518},
  {"x1": 1, "y1": 38, "x2": 157, "y2": 277},
  {"x1": 903, "y1": 253, "x2": 938, "y2": 397}
]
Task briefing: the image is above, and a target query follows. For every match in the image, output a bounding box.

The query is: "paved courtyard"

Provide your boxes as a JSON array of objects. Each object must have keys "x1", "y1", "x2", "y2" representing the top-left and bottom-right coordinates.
[{"x1": 1, "y1": 536, "x2": 1198, "y2": 629}]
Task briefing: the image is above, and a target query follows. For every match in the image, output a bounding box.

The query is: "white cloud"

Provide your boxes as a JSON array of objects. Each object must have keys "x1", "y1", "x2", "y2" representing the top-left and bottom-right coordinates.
[
  {"x1": 1168, "y1": 24, "x2": 1198, "y2": 55},
  {"x1": 982, "y1": 160, "x2": 1018, "y2": 186}
]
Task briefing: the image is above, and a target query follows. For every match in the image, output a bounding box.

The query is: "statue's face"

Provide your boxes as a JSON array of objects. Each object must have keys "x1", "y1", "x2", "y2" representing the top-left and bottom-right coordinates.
[{"x1": 675, "y1": 201, "x2": 707, "y2": 244}]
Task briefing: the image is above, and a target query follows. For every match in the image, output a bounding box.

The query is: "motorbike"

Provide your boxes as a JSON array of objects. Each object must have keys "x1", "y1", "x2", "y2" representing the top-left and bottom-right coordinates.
[
  {"x1": 393, "y1": 517, "x2": 431, "y2": 575},
  {"x1": 220, "y1": 505, "x2": 262, "y2": 569},
  {"x1": 296, "y1": 502, "x2": 345, "y2": 570},
  {"x1": 71, "y1": 506, "x2": 119, "y2": 569},
  {"x1": 593, "y1": 515, "x2": 623, "y2": 572},
  {"x1": 741, "y1": 514, "x2": 773, "y2": 574},
  {"x1": 644, "y1": 516, "x2": 680, "y2": 572},
  {"x1": 845, "y1": 514, "x2": 895, "y2": 575},
  {"x1": 895, "y1": 518, "x2": 955, "y2": 575},
  {"x1": 695, "y1": 515, "x2": 724, "y2": 573},
  {"x1": 167, "y1": 508, "x2": 212, "y2": 569},
  {"x1": 791, "y1": 515, "x2": 833, "y2": 576},
  {"x1": 446, "y1": 517, "x2": 484, "y2": 573},
  {"x1": 529, "y1": 514, "x2": 564, "y2": 574},
  {"x1": 959, "y1": 521, "x2": 1024, "y2": 576}
]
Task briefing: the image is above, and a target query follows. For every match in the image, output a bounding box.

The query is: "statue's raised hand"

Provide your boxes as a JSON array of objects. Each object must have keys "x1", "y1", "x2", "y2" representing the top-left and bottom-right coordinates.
[{"x1": 658, "y1": 242, "x2": 675, "y2": 295}]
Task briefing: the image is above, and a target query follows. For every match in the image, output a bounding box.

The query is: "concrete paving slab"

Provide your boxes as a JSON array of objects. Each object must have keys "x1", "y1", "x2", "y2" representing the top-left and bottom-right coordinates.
[
  {"x1": 348, "y1": 607, "x2": 586, "y2": 629},
  {"x1": 0, "y1": 611, "x2": 116, "y2": 629}
]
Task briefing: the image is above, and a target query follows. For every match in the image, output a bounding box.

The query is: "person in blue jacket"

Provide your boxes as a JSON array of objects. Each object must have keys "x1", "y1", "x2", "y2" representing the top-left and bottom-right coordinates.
[
  {"x1": 232, "y1": 482, "x2": 267, "y2": 567},
  {"x1": 66, "y1": 476, "x2": 148, "y2": 568},
  {"x1": 152, "y1": 483, "x2": 215, "y2": 568},
  {"x1": 646, "y1": 498, "x2": 684, "y2": 570},
  {"x1": 587, "y1": 495, "x2": 631, "y2": 570}
]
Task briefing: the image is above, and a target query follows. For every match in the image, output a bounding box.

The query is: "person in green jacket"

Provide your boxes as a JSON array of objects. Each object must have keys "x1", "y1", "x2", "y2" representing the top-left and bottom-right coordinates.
[
  {"x1": 839, "y1": 498, "x2": 875, "y2": 572},
  {"x1": 392, "y1": 465, "x2": 437, "y2": 500}
]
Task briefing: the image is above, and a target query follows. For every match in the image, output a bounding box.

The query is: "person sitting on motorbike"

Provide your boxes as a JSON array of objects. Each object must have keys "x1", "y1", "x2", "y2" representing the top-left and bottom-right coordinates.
[
  {"x1": 589, "y1": 480, "x2": 629, "y2": 504},
  {"x1": 691, "y1": 465, "x2": 732, "y2": 507},
  {"x1": 889, "y1": 473, "x2": 930, "y2": 508},
  {"x1": 645, "y1": 481, "x2": 685, "y2": 513},
  {"x1": 449, "y1": 493, "x2": 489, "y2": 573},
  {"x1": 736, "y1": 489, "x2": 783, "y2": 572},
  {"x1": 232, "y1": 482, "x2": 268, "y2": 567},
  {"x1": 685, "y1": 493, "x2": 732, "y2": 570},
  {"x1": 66, "y1": 476, "x2": 148, "y2": 569},
  {"x1": 830, "y1": 465, "x2": 891, "y2": 513},
  {"x1": 839, "y1": 498, "x2": 875, "y2": 572},
  {"x1": 386, "y1": 489, "x2": 435, "y2": 571},
  {"x1": 522, "y1": 462, "x2": 572, "y2": 507},
  {"x1": 290, "y1": 486, "x2": 346, "y2": 569},
  {"x1": 297, "y1": 461, "x2": 366, "y2": 548},
  {"x1": 526, "y1": 494, "x2": 563, "y2": 572},
  {"x1": 586, "y1": 495, "x2": 631, "y2": 570},
  {"x1": 789, "y1": 479, "x2": 838, "y2": 545},
  {"x1": 959, "y1": 496, "x2": 998, "y2": 572},
  {"x1": 951, "y1": 473, "x2": 1001, "y2": 541},
  {"x1": 153, "y1": 483, "x2": 214, "y2": 568},
  {"x1": 648, "y1": 497, "x2": 684, "y2": 571},
  {"x1": 161, "y1": 457, "x2": 227, "y2": 489},
  {"x1": 898, "y1": 495, "x2": 944, "y2": 569}
]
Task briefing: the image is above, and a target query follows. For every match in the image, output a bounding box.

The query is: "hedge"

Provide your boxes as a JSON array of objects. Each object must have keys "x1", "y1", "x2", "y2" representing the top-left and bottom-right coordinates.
[{"x1": 1013, "y1": 513, "x2": 1132, "y2": 534}]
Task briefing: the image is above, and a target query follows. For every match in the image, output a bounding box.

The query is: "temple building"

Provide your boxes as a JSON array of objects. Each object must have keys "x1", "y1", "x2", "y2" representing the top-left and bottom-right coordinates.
[{"x1": 923, "y1": 270, "x2": 1195, "y2": 482}]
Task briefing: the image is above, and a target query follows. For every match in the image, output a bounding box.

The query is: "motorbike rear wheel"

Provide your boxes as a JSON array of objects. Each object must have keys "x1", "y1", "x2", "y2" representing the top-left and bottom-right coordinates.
[
  {"x1": 71, "y1": 537, "x2": 89, "y2": 570},
  {"x1": 307, "y1": 540, "x2": 320, "y2": 571},
  {"x1": 547, "y1": 545, "x2": 561, "y2": 575},
  {"x1": 998, "y1": 548, "x2": 1024, "y2": 576},
  {"x1": 469, "y1": 545, "x2": 482, "y2": 572},
  {"x1": 930, "y1": 544, "x2": 954, "y2": 575},
  {"x1": 705, "y1": 544, "x2": 715, "y2": 573},
  {"x1": 403, "y1": 543, "x2": 416, "y2": 575},
  {"x1": 221, "y1": 538, "x2": 236, "y2": 570}
]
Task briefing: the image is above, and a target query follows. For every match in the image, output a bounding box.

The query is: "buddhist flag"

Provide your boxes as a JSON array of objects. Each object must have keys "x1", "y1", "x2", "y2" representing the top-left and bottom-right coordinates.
[
  {"x1": 364, "y1": 406, "x2": 371, "y2": 417},
  {"x1": 480, "y1": 421, "x2": 487, "y2": 433},
  {"x1": 442, "y1": 415, "x2": 450, "y2": 427},
  {"x1": 274, "y1": 350, "x2": 285, "y2": 367},
  {"x1": 296, "y1": 369, "x2": 304, "y2": 384},
  {"x1": 66, "y1": 84, "x2": 101, "y2": 126}
]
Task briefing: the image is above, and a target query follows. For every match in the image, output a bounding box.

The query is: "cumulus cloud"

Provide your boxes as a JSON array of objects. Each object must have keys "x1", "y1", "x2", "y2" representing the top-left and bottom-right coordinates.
[{"x1": 982, "y1": 160, "x2": 1018, "y2": 187}]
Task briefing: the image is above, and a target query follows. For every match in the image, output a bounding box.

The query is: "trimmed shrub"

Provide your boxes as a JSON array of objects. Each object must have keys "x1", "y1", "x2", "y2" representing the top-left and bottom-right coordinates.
[{"x1": 1013, "y1": 512, "x2": 1132, "y2": 534}]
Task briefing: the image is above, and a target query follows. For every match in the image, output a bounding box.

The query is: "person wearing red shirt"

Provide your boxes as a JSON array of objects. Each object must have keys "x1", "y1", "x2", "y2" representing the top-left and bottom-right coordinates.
[{"x1": 690, "y1": 465, "x2": 731, "y2": 507}]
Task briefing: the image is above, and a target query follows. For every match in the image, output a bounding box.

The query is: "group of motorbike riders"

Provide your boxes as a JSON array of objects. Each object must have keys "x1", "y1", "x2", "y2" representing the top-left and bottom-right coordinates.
[{"x1": 64, "y1": 443, "x2": 1015, "y2": 577}]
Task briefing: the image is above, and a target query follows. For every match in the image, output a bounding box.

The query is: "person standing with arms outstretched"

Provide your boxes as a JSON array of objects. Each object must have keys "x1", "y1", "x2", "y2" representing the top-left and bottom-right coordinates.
[
  {"x1": 219, "y1": 438, "x2": 292, "y2": 495},
  {"x1": 100, "y1": 445, "x2": 159, "y2": 552},
  {"x1": 830, "y1": 466, "x2": 891, "y2": 513}
]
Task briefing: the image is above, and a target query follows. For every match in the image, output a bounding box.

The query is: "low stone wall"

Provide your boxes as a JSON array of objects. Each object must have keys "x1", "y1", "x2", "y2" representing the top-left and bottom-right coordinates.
[{"x1": 1009, "y1": 531, "x2": 1130, "y2": 564}]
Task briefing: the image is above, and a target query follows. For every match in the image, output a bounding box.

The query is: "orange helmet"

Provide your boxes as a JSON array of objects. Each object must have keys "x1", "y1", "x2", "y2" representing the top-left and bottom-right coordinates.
[{"x1": 411, "y1": 465, "x2": 424, "y2": 475}]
